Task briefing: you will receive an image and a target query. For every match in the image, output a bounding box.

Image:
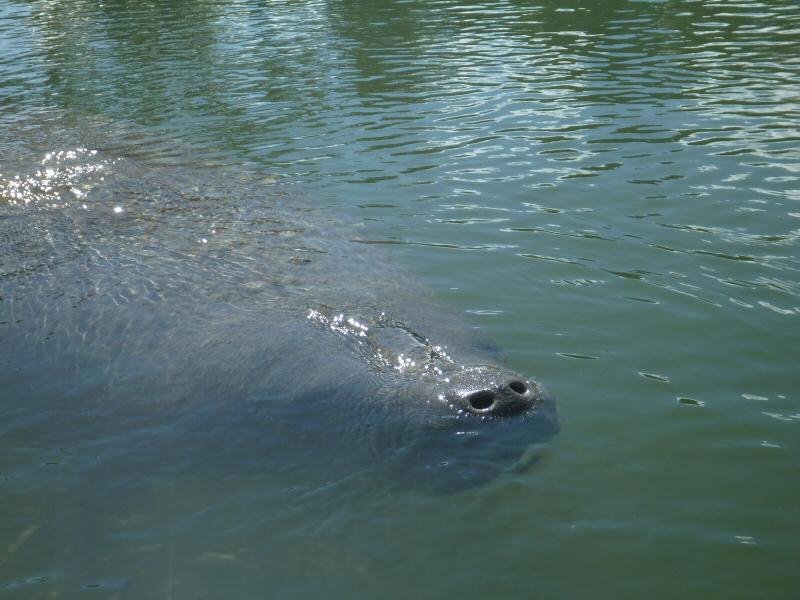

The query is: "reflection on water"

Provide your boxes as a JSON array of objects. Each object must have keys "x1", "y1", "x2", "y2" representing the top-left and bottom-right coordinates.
[{"x1": 1, "y1": 0, "x2": 799, "y2": 598}]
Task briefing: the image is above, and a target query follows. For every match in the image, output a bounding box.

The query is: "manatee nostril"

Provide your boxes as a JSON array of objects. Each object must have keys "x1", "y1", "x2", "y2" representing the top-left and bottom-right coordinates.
[
  {"x1": 508, "y1": 379, "x2": 528, "y2": 395},
  {"x1": 466, "y1": 391, "x2": 496, "y2": 411}
]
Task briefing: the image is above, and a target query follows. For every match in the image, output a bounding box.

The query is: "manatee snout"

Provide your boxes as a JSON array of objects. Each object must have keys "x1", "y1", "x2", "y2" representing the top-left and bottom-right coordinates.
[
  {"x1": 463, "y1": 377, "x2": 538, "y2": 416},
  {"x1": 394, "y1": 366, "x2": 555, "y2": 492},
  {"x1": 442, "y1": 367, "x2": 544, "y2": 418}
]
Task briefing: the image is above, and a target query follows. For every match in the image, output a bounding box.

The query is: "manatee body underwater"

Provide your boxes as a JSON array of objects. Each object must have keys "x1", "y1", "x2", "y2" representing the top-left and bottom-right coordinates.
[{"x1": 0, "y1": 120, "x2": 557, "y2": 494}]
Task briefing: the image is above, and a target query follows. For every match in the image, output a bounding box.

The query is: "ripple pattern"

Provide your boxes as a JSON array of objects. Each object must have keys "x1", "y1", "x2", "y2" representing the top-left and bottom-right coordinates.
[{"x1": 2, "y1": 0, "x2": 800, "y2": 598}]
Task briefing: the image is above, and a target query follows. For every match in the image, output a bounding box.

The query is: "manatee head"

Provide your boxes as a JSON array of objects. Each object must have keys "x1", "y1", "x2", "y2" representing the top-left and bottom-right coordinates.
[
  {"x1": 305, "y1": 307, "x2": 558, "y2": 492},
  {"x1": 380, "y1": 361, "x2": 558, "y2": 493}
]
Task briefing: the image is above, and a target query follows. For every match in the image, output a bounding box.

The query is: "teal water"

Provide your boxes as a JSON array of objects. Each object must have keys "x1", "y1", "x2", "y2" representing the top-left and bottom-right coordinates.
[{"x1": 2, "y1": 0, "x2": 799, "y2": 598}]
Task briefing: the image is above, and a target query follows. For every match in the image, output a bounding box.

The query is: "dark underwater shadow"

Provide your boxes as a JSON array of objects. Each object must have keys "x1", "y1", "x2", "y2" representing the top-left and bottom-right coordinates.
[{"x1": 0, "y1": 114, "x2": 559, "y2": 598}]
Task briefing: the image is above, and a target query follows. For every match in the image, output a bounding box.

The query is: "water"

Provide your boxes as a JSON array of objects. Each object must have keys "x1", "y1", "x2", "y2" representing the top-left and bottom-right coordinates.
[{"x1": 1, "y1": 0, "x2": 799, "y2": 597}]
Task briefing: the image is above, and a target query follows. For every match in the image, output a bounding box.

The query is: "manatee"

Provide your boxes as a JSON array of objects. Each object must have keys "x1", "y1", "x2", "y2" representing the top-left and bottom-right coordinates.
[{"x1": 0, "y1": 118, "x2": 557, "y2": 493}]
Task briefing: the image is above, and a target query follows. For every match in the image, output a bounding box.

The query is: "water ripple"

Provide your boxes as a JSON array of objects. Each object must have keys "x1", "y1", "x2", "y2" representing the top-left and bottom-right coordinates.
[{"x1": 3, "y1": 1, "x2": 800, "y2": 595}]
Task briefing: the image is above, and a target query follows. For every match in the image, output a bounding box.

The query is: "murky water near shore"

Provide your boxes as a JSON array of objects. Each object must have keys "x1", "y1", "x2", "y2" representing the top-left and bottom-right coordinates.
[{"x1": 2, "y1": 0, "x2": 799, "y2": 598}]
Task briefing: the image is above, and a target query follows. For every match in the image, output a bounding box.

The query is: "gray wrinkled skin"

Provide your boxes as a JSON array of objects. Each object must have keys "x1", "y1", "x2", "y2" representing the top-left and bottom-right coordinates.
[{"x1": 1, "y1": 117, "x2": 557, "y2": 493}]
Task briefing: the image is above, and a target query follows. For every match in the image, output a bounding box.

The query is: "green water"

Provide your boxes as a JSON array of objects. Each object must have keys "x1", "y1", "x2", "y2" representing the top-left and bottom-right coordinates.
[{"x1": 2, "y1": 0, "x2": 799, "y2": 598}]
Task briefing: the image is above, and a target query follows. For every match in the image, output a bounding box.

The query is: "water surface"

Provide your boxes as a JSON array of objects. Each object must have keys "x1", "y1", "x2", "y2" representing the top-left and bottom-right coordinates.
[{"x1": 1, "y1": 0, "x2": 799, "y2": 598}]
